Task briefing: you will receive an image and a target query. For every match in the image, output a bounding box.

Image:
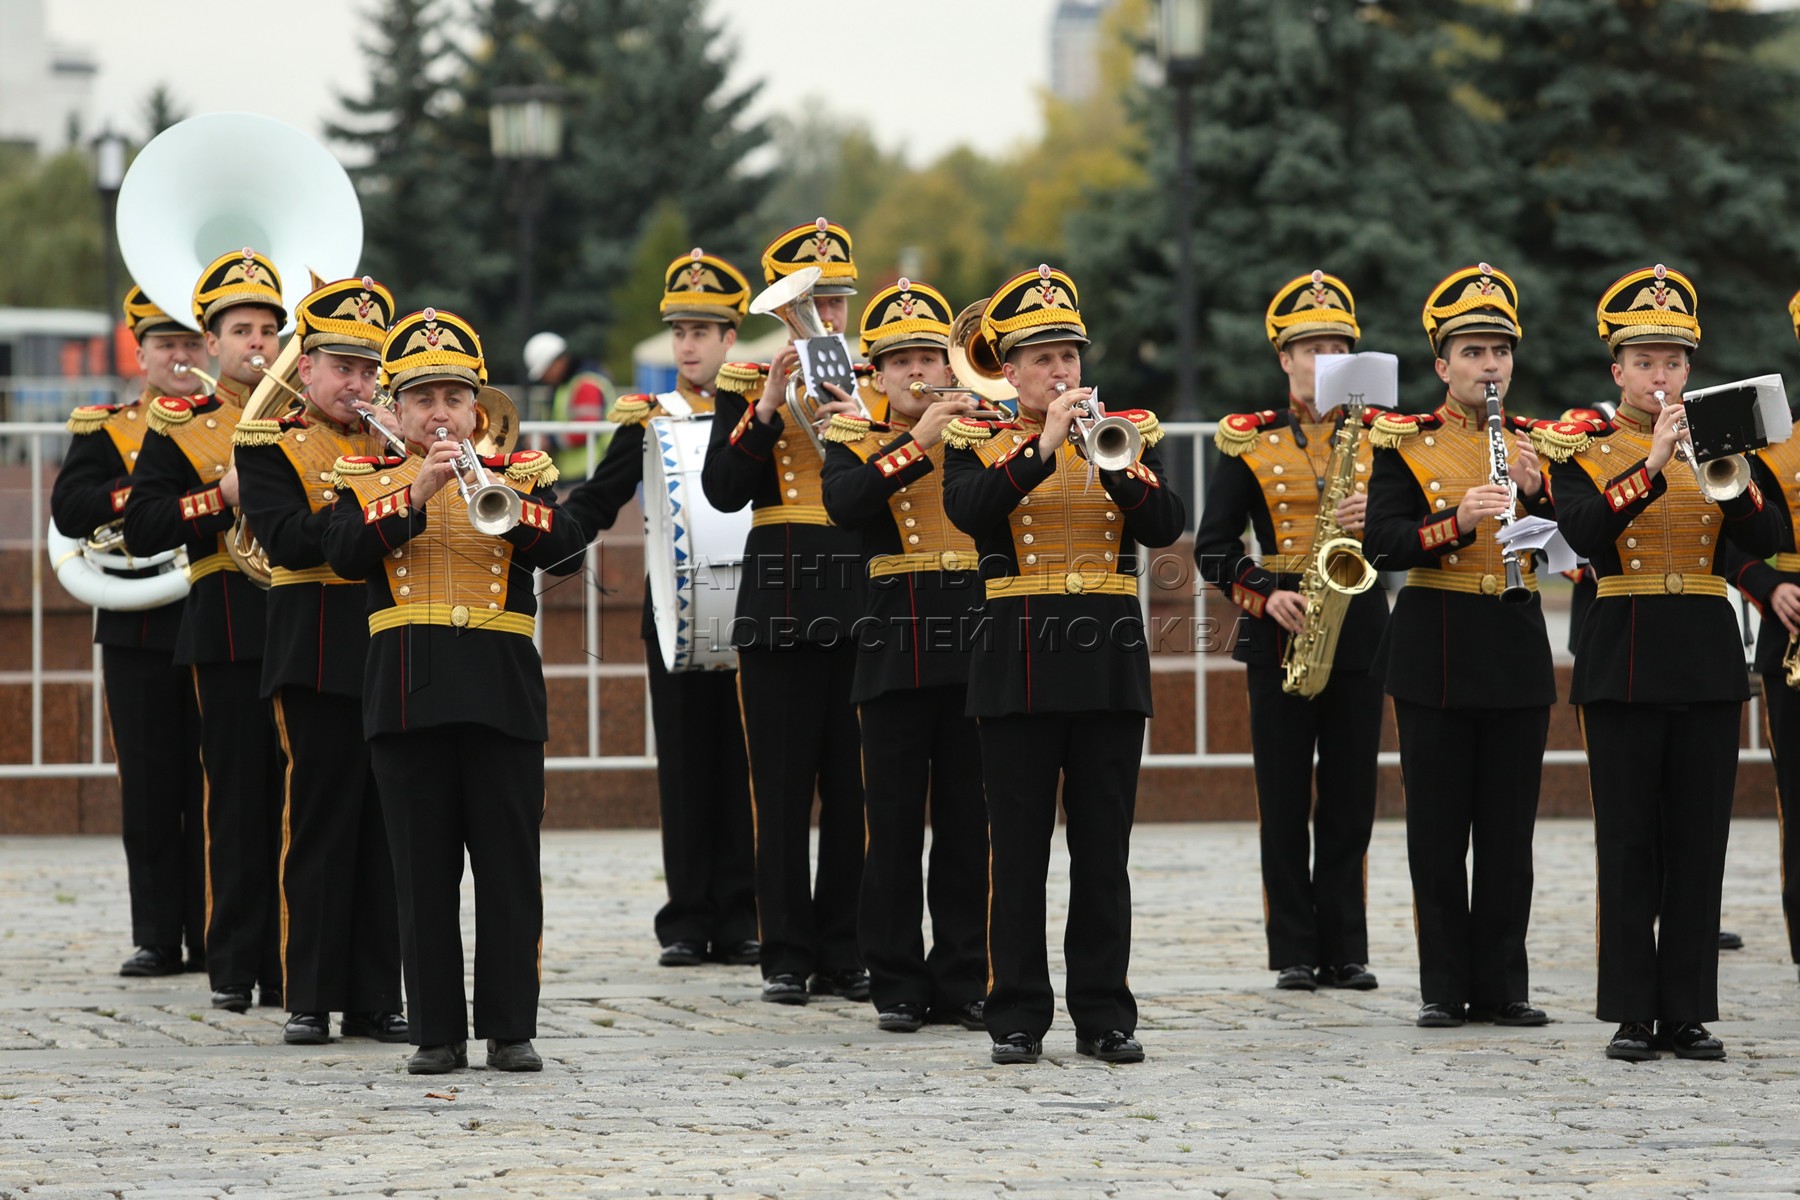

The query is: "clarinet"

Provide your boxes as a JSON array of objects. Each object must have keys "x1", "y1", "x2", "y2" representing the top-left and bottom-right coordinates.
[{"x1": 1484, "y1": 382, "x2": 1532, "y2": 604}]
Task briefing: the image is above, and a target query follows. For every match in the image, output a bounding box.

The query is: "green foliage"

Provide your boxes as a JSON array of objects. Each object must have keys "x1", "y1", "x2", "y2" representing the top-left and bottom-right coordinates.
[
  {"x1": 140, "y1": 86, "x2": 188, "y2": 141},
  {"x1": 0, "y1": 152, "x2": 102, "y2": 308},
  {"x1": 604, "y1": 200, "x2": 690, "y2": 380}
]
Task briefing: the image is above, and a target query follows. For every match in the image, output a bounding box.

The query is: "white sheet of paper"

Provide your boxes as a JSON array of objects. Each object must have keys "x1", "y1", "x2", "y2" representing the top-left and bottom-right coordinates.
[
  {"x1": 1313, "y1": 352, "x2": 1399, "y2": 412},
  {"x1": 1494, "y1": 514, "x2": 1582, "y2": 574}
]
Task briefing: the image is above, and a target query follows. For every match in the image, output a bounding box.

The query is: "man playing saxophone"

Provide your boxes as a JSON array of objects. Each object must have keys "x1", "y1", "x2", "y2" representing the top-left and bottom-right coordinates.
[
  {"x1": 1194, "y1": 271, "x2": 1388, "y2": 994},
  {"x1": 51, "y1": 286, "x2": 206, "y2": 978},
  {"x1": 1363, "y1": 263, "x2": 1555, "y2": 1031},
  {"x1": 122, "y1": 250, "x2": 287, "y2": 1013}
]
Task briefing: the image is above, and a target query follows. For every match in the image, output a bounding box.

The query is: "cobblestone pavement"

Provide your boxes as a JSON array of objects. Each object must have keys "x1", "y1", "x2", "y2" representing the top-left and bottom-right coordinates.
[{"x1": 1, "y1": 819, "x2": 1797, "y2": 1199}]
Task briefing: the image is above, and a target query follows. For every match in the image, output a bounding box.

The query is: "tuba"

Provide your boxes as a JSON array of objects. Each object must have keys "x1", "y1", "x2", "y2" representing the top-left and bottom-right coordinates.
[{"x1": 1280, "y1": 401, "x2": 1377, "y2": 697}]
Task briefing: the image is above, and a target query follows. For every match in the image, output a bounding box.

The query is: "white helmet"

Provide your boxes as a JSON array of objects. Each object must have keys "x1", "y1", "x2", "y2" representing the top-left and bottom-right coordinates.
[{"x1": 523, "y1": 331, "x2": 568, "y2": 382}]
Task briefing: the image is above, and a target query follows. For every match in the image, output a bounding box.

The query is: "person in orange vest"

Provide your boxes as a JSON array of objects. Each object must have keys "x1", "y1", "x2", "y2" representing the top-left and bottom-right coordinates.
[{"x1": 524, "y1": 332, "x2": 612, "y2": 479}]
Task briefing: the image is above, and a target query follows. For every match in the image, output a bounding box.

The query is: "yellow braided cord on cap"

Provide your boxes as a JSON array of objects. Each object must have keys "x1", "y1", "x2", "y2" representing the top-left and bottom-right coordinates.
[
  {"x1": 659, "y1": 291, "x2": 745, "y2": 319},
  {"x1": 1528, "y1": 424, "x2": 1592, "y2": 463},
  {"x1": 1127, "y1": 411, "x2": 1164, "y2": 447},
  {"x1": 1789, "y1": 289, "x2": 1800, "y2": 344},
  {"x1": 986, "y1": 306, "x2": 1087, "y2": 342},
  {"x1": 503, "y1": 454, "x2": 558, "y2": 488},
  {"x1": 1426, "y1": 292, "x2": 1519, "y2": 331},
  {"x1": 943, "y1": 417, "x2": 997, "y2": 449},
  {"x1": 1368, "y1": 413, "x2": 1422, "y2": 449},
  {"x1": 1267, "y1": 309, "x2": 1362, "y2": 338},
  {"x1": 66, "y1": 406, "x2": 113, "y2": 435},
  {"x1": 860, "y1": 316, "x2": 951, "y2": 358},
  {"x1": 231, "y1": 418, "x2": 286, "y2": 447},
  {"x1": 605, "y1": 396, "x2": 654, "y2": 425},
  {"x1": 1599, "y1": 313, "x2": 1702, "y2": 342},
  {"x1": 146, "y1": 400, "x2": 194, "y2": 434},
  {"x1": 822, "y1": 414, "x2": 871, "y2": 444}
]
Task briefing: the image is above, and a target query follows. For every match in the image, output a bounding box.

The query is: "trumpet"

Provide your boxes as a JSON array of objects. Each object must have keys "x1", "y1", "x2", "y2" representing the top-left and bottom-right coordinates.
[
  {"x1": 906, "y1": 381, "x2": 1012, "y2": 421},
  {"x1": 436, "y1": 425, "x2": 522, "y2": 535},
  {"x1": 1062, "y1": 383, "x2": 1141, "y2": 472},
  {"x1": 1653, "y1": 389, "x2": 1751, "y2": 502},
  {"x1": 359, "y1": 408, "x2": 409, "y2": 457}
]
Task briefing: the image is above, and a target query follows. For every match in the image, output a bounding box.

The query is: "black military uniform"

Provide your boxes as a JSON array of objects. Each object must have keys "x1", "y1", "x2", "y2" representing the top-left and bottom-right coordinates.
[
  {"x1": 819, "y1": 279, "x2": 988, "y2": 1031},
  {"x1": 699, "y1": 220, "x2": 867, "y2": 1003},
  {"x1": 561, "y1": 250, "x2": 756, "y2": 967},
  {"x1": 234, "y1": 277, "x2": 403, "y2": 1042},
  {"x1": 1362, "y1": 264, "x2": 1555, "y2": 1027},
  {"x1": 1540, "y1": 266, "x2": 1783, "y2": 1060},
  {"x1": 1193, "y1": 271, "x2": 1387, "y2": 988},
  {"x1": 50, "y1": 286, "x2": 204, "y2": 976},
  {"x1": 324, "y1": 309, "x2": 587, "y2": 1073},
  {"x1": 122, "y1": 250, "x2": 286, "y2": 1010},
  {"x1": 942, "y1": 266, "x2": 1187, "y2": 1064}
]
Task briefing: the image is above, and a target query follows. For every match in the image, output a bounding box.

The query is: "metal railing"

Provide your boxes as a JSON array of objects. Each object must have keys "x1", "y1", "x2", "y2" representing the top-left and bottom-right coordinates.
[{"x1": 0, "y1": 416, "x2": 1768, "y2": 778}]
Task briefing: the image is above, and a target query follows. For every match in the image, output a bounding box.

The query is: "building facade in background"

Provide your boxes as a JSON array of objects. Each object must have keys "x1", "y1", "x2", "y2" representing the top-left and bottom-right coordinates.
[{"x1": 0, "y1": 0, "x2": 97, "y2": 155}]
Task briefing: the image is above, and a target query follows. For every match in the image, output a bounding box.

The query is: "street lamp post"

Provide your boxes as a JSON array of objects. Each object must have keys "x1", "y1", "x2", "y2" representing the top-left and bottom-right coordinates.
[
  {"x1": 92, "y1": 128, "x2": 129, "y2": 388},
  {"x1": 1159, "y1": 0, "x2": 1208, "y2": 419},
  {"x1": 489, "y1": 86, "x2": 566, "y2": 398}
]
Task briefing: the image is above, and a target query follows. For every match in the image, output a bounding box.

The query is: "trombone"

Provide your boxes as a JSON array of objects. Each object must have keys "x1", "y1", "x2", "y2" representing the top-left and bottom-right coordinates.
[{"x1": 436, "y1": 425, "x2": 522, "y2": 535}]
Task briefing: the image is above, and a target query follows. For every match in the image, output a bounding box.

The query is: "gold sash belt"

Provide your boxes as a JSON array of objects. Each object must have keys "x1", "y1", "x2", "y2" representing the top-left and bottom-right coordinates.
[
  {"x1": 1404, "y1": 567, "x2": 1539, "y2": 596},
  {"x1": 751, "y1": 504, "x2": 833, "y2": 528},
  {"x1": 1595, "y1": 573, "x2": 1728, "y2": 599},
  {"x1": 270, "y1": 565, "x2": 357, "y2": 587},
  {"x1": 368, "y1": 602, "x2": 536, "y2": 637},
  {"x1": 869, "y1": 550, "x2": 979, "y2": 577},
  {"x1": 185, "y1": 552, "x2": 239, "y2": 583},
  {"x1": 984, "y1": 573, "x2": 1138, "y2": 600}
]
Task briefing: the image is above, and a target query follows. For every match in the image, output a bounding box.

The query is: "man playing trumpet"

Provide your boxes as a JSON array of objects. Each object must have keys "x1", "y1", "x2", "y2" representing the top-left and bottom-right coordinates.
[
  {"x1": 233, "y1": 277, "x2": 405, "y2": 1047},
  {"x1": 123, "y1": 250, "x2": 287, "y2": 1013},
  {"x1": 323, "y1": 310, "x2": 585, "y2": 1074},
  {"x1": 51, "y1": 286, "x2": 206, "y2": 979},
  {"x1": 820, "y1": 279, "x2": 989, "y2": 1035}
]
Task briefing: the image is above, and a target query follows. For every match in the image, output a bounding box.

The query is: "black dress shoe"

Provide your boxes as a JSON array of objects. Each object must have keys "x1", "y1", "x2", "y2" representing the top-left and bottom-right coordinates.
[
  {"x1": 341, "y1": 1011, "x2": 409, "y2": 1043},
  {"x1": 211, "y1": 985, "x2": 252, "y2": 1013},
  {"x1": 877, "y1": 1002, "x2": 925, "y2": 1033},
  {"x1": 407, "y1": 1042, "x2": 468, "y2": 1074},
  {"x1": 810, "y1": 968, "x2": 871, "y2": 1001},
  {"x1": 282, "y1": 1012, "x2": 331, "y2": 1045},
  {"x1": 1606, "y1": 1022, "x2": 1657, "y2": 1062},
  {"x1": 927, "y1": 1000, "x2": 986, "y2": 1031},
  {"x1": 1718, "y1": 930, "x2": 1744, "y2": 951},
  {"x1": 1317, "y1": 963, "x2": 1378, "y2": 990},
  {"x1": 713, "y1": 939, "x2": 761, "y2": 966},
  {"x1": 1415, "y1": 1002, "x2": 1465, "y2": 1028},
  {"x1": 1661, "y1": 1022, "x2": 1726, "y2": 1061},
  {"x1": 1466, "y1": 1001, "x2": 1548, "y2": 1026},
  {"x1": 1276, "y1": 965, "x2": 1317, "y2": 991},
  {"x1": 990, "y1": 1032, "x2": 1042, "y2": 1064},
  {"x1": 258, "y1": 987, "x2": 283, "y2": 1008},
  {"x1": 761, "y1": 974, "x2": 809, "y2": 1005},
  {"x1": 119, "y1": 945, "x2": 184, "y2": 978},
  {"x1": 486, "y1": 1038, "x2": 543, "y2": 1071},
  {"x1": 1076, "y1": 1030, "x2": 1145, "y2": 1063},
  {"x1": 658, "y1": 941, "x2": 706, "y2": 968}
]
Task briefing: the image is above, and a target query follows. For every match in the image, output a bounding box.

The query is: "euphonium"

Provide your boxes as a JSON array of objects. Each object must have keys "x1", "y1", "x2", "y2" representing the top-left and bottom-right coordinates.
[
  {"x1": 1280, "y1": 401, "x2": 1378, "y2": 698},
  {"x1": 1653, "y1": 388, "x2": 1751, "y2": 502},
  {"x1": 746, "y1": 265, "x2": 866, "y2": 454}
]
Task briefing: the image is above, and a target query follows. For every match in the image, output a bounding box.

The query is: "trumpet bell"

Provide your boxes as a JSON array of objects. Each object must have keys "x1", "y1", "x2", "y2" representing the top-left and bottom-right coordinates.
[
  {"x1": 468, "y1": 482, "x2": 524, "y2": 536},
  {"x1": 117, "y1": 112, "x2": 363, "y2": 331},
  {"x1": 1698, "y1": 453, "x2": 1752, "y2": 503},
  {"x1": 749, "y1": 266, "x2": 828, "y2": 339},
  {"x1": 1080, "y1": 415, "x2": 1142, "y2": 473},
  {"x1": 473, "y1": 387, "x2": 521, "y2": 456}
]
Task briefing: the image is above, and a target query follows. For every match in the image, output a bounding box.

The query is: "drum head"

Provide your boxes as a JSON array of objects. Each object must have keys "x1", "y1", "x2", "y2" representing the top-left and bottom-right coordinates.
[{"x1": 642, "y1": 415, "x2": 751, "y2": 672}]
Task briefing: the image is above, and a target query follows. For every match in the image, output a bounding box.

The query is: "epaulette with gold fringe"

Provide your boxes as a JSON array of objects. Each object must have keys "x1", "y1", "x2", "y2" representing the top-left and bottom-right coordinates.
[
  {"x1": 66, "y1": 404, "x2": 119, "y2": 435},
  {"x1": 1118, "y1": 409, "x2": 1165, "y2": 448},
  {"x1": 605, "y1": 394, "x2": 656, "y2": 425},
  {"x1": 944, "y1": 417, "x2": 1001, "y2": 450},
  {"x1": 231, "y1": 417, "x2": 287, "y2": 447},
  {"x1": 504, "y1": 449, "x2": 559, "y2": 489},
  {"x1": 145, "y1": 397, "x2": 196, "y2": 434},
  {"x1": 1213, "y1": 410, "x2": 1284, "y2": 457},
  {"x1": 822, "y1": 413, "x2": 874, "y2": 444},
  {"x1": 1368, "y1": 411, "x2": 1435, "y2": 450},
  {"x1": 715, "y1": 362, "x2": 766, "y2": 394},
  {"x1": 329, "y1": 454, "x2": 399, "y2": 489},
  {"x1": 1529, "y1": 416, "x2": 1609, "y2": 463}
]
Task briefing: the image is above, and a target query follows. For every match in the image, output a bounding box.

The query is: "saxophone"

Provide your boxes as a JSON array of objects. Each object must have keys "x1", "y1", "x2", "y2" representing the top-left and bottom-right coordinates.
[{"x1": 1280, "y1": 401, "x2": 1379, "y2": 698}]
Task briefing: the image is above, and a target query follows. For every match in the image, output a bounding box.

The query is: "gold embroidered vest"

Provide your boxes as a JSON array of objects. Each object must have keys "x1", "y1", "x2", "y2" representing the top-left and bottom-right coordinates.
[
  {"x1": 1397, "y1": 401, "x2": 1537, "y2": 587},
  {"x1": 1573, "y1": 411, "x2": 1721, "y2": 582},
  {"x1": 1238, "y1": 413, "x2": 1373, "y2": 571}
]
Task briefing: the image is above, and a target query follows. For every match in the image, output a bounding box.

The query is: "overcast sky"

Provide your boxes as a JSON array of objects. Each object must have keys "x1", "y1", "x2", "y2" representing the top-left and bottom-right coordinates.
[{"x1": 47, "y1": 0, "x2": 1063, "y2": 165}]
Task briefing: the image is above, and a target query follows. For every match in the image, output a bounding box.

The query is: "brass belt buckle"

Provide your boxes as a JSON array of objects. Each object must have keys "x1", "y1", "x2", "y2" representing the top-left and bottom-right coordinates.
[
  {"x1": 1479, "y1": 574, "x2": 1498, "y2": 596},
  {"x1": 1665, "y1": 572, "x2": 1685, "y2": 594}
]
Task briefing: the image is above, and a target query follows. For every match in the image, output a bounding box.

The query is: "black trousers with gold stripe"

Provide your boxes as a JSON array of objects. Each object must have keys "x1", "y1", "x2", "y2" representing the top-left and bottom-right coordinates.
[
  {"x1": 1583, "y1": 701, "x2": 1739, "y2": 1023},
  {"x1": 272, "y1": 687, "x2": 400, "y2": 1014},
  {"x1": 979, "y1": 710, "x2": 1142, "y2": 1043},
  {"x1": 857, "y1": 684, "x2": 988, "y2": 1014},
  {"x1": 103, "y1": 644, "x2": 204, "y2": 954},
  {"x1": 370, "y1": 725, "x2": 542, "y2": 1046},
  {"x1": 1244, "y1": 664, "x2": 1381, "y2": 971},
  {"x1": 1758, "y1": 679, "x2": 1800, "y2": 964},
  {"x1": 194, "y1": 660, "x2": 284, "y2": 993},
  {"x1": 646, "y1": 624, "x2": 756, "y2": 951},
  {"x1": 1394, "y1": 700, "x2": 1548, "y2": 1009},
  {"x1": 735, "y1": 644, "x2": 865, "y2": 981}
]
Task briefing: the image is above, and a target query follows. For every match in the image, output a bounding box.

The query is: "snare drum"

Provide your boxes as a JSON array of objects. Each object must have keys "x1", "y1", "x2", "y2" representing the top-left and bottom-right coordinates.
[{"x1": 643, "y1": 413, "x2": 751, "y2": 672}]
